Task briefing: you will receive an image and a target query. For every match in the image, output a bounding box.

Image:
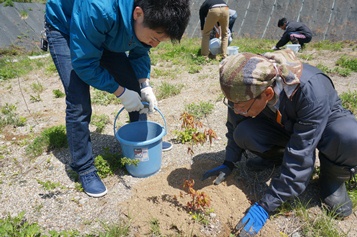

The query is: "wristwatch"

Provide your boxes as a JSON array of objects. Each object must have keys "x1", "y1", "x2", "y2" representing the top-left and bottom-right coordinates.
[{"x1": 140, "y1": 81, "x2": 151, "y2": 89}]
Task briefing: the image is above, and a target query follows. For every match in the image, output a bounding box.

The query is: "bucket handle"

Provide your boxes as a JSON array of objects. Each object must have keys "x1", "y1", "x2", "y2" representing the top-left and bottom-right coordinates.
[{"x1": 113, "y1": 102, "x2": 167, "y2": 136}]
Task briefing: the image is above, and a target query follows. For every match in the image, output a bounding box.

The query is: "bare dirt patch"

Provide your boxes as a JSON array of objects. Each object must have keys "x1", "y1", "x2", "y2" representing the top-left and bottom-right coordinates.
[{"x1": 0, "y1": 47, "x2": 357, "y2": 236}]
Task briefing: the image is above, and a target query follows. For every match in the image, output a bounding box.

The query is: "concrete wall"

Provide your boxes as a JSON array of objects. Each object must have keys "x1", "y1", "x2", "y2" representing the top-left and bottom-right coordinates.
[
  {"x1": 0, "y1": 3, "x2": 45, "y2": 50},
  {"x1": 0, "y1": 1, "x2": 356, "y2": 50}
]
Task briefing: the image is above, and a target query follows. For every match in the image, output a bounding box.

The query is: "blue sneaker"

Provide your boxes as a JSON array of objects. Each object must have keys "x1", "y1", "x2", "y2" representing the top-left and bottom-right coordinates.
[
  {"x1": 79, "y1": 171, "x2": 107, "y2": 198},
  {"x1": 162, "y1": 141, "x2": 173, "y2": 152}
]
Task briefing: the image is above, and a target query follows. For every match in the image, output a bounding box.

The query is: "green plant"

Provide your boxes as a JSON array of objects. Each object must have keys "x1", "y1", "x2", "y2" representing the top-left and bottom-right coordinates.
[
  {"x1": 333, "y1": 66, "x2": 351, "y2": 77},
  {"x1": 336, "y1": 55, "x2": 357, "y2": 72},
  {"x1": 97, "y1": 220, "x2": 131, "y2": 237},
  {"x1": 37, "y1": 179, "x2": 64, "y2": 191},
  {"x1": 185, "y1": 101, "x2": 214, "y2": 119},
  {"x1": 30, "y1": 94, "x2": 42, "y2": 102},
  {"x1": 31, "y1": 82, "x2": 44, "y2": 93},
  {"x1": 3, "y1": 0, "x2": 14, "y2": 7},
  {"x1": 91, "y1": 88, "x2": 119, "y2": 105},
  {"x1": 156, "y1": 82, "x2": 184, "y2": 100},
  {"x1": 0, "y1": 103, "x2": 26, "y2": 129},
  {"x1": 276, "y1": 198, "x2": 346, "y2": 237},
  {"x1": 26, "y1": 125, "x2": 68, "y2": 157},
  {"x1": 120, "y1": 157, "x2": 140, "y2": 167},
  {"x1": 340, "y1": 90, "x2": 357, "y2": 115},
  {"x1": 20, "y1": 10, "x2": 28, "y2": 18},
  {"x1": 316, "y1": 63, "x2": 333, "y2": 74},
  {"x1": 91, "y1": 114, "x2": 109, "y2": 133},
  {"x1": 0, "y1": 56, "x2": 34, "y2": 80},
  {"x1": 94, "y1": 148, "x2": 122, "y2": 178},
  {"x1": 52, "y1": 89, "x2": 65, "y2": 98},
  {"x1": 0, "y1": 212, "x2": 42, "y2": 236},
  {"x1": 310, "y1": 40, "x2": 343, "y2": 51},
  {"x1": 149, "y1": 218, "x2": 161, "y2": 236}
]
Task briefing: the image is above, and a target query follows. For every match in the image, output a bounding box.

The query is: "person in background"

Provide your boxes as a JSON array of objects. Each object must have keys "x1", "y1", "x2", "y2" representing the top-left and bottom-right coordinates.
[
  {"x1": 200, "y1": 0, "x2": 230, "y2": 59},
  {"x1": 204, "y1": 49, "x2": 357, "y2": 236},
  {"x1": 45, "y1": 0, "x2": 190, "y2": 198},
  {"x1": 228, "y1": 9, "x2": 238, "y2": 34},
  {"x1": 272, "y1": 17, "x2": 312, "y2": 50},
  {"x1": 209, "y1": 8, "x2": 238, "y2": 46}
]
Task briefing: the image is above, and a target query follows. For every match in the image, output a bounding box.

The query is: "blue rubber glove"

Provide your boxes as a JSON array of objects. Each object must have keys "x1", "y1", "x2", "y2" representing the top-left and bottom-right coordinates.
[
  {"x1": 201, "y1": 164, "x2": 232, "y2": 185},
  {"x1": 236, "y1": 202, "x2": 269, "y2": 237}
]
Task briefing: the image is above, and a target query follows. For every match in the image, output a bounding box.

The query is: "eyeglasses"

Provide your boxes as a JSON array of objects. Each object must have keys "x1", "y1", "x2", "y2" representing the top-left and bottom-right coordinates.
[{"x1": 223, "y1": 97, "x2": 257, "y2": 115}]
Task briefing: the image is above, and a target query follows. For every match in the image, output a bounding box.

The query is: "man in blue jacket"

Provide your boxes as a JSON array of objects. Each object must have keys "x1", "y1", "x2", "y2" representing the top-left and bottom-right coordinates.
[
  {"x1": 204, "y1": 49, "x2": 357, "y2": 236},
  {"x1": 272, "y1": 17, "x2": 312, "y2": 50},
  {"x1": 45, "y1": 0, "x2": 190, "y2": 197}
]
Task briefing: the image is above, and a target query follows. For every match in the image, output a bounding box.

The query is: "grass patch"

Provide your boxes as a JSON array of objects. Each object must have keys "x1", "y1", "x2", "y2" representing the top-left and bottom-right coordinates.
[
  {"x1": 277, "y1": 199, "x2": 346, "y2": 237},
  {"x1": 91, "y1": 114, "x2": 110, "y2": 133},
  {"x1": 336, "y1": 55, "x2": 357, "y2": 72},
  {"x1": 26, "y1": 125, "x2": 68, "y2": 157},
  {"x1": 91, "y1": 88, "x2": 119, "y2": 105},
  {"x1": 156, "y1": 82, "x2": 184, "y2": 100},
  {"x1": 340, "y1": 90, "x2": 357, "y2": 115},
  {"x1": 0, "y1": 103, "x2": 26, "y2": 130},
  {"x1": 0, "y1": 212, "x2": 42, "y2": 237},
  {"x1": 310, "y1": 40, "x2": 344, "y2": 51}
]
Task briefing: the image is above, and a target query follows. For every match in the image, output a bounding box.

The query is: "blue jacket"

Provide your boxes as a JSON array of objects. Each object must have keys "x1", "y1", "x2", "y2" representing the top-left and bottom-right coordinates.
[{"x1": 45, "y1": 0, "x2": 151, "y2": 93}]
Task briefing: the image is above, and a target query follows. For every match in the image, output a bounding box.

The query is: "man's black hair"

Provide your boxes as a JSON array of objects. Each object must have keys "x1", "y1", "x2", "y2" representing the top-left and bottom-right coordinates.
[
  {"x1": 134, "y1": 0, "x2": 191, "y2": 43},
  {"x1": 277, "y1": 17, "x2": 287, "y2": 27}
]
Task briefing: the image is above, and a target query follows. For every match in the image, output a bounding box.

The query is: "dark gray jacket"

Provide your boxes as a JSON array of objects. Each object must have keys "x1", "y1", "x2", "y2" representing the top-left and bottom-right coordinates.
[
  {"x1": 259, "y1": 64, "x2": 353, "y2": 212},
  {"x1": 276, "y1": 21, "x2": 312, "y2": 48}
]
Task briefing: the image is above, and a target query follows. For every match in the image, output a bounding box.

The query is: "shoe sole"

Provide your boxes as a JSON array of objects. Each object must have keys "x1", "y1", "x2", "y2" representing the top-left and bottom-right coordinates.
[
  {"x1": 162, "y1": 141, "x2": 173, "y2": 152},
  {"x1": 85, "y1": 188, "x2": 108, "y2": 198}
]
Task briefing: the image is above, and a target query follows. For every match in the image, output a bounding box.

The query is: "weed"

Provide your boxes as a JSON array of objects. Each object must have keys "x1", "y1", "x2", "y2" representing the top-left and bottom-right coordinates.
[
  {"x1": 37, "y1": 179, "x2": 64, "y2": 191},
  {"x1": 333, "y1": 67, "x2": 351, "y2": 77},
  {"x1": 94, "y1": 147, "x2": 122, "y2": 178},
  {"x1": 45, "y1": 62, "x2": 58, "y2": 74},
  {"x1": 310, "y1": 40, "x2": 343, "y2": 51},
  {"x1": 316, "y1": 63, "x2": 333, "y2": 74},
  {"x1": 120, "y1": 156, "x2": 140, "y2": 167},
  {"x1": 340, "y1": 90, "x2": 357, "y2": 115},
  {"x1": 20, "y1": 10, "x2": 28, "y2": 19},
  {"x1": 0, "y1": 212, "x2": 42, "y2": 236},
  {"x1": 336, "y1": 55, "x2": 357, "y2": 72},
  {"x1": 26, "y1": 125, "x2": 67, "y2": 157},
  {"x1": 156, "y1": 81, "x2": 184, "y2": 100},
  {"x1": 0, "y1": 56, "x2": 33, "y2": 80},
  {"x1": 31, "y1": 82, "x2": 44, "y2": 93},
  {"x1": 185, "y1": 101, "x2": 214, "y2": 119},
  {"x1": 91, "y1": 88, "x2": 119, "y2": 105},
  {"x1": 91, "y1": 114, "x2": 110, "y2": 133},
  {"x1": 149, "y1": 218, "x2": 161, "y2": 236},
  {"x1": 52, "y1": 89, "x2": 65, "y2": 98},
  {"x1": 30, "y1": 94, "x2": 42, "y2": 102},
  {"x1": 97, "y1": 220, "x2": 131, "y2": 237},
  {"x1": 0, "y1": 103, "x2": 26, "y2": 129}
]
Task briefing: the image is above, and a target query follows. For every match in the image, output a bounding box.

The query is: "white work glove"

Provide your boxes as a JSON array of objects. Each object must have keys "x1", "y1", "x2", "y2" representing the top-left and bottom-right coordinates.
[
  {"x1": 271, "y1": 46, "x2": 278, "y2": 50},
  {"x1": 140, "y1": 87, "x2": 157, "y2": 113},
  {"x1": 117, "y1": 88, "x2": 144, "y2": 112}
]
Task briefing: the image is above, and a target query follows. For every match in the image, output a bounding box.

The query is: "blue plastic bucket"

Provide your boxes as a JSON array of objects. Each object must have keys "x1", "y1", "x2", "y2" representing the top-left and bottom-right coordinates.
[{"x1": 114, "y1": 105, "x2": 167, "y2": 177}]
